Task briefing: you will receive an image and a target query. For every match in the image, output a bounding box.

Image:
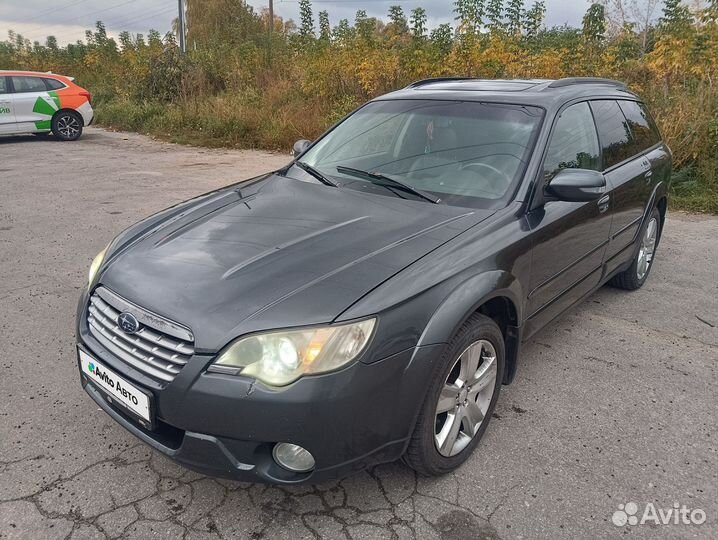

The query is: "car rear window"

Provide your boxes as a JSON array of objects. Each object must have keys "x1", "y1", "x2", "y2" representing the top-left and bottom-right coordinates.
[
  {"x1": 618, "y1": 100, "x2": 661, "y2": 152},
  {"x1": 11, "y1": 76, "x2": 48, "y2": 93},
  {"x1": 590, "y1": 100, "x2": 635, "y2": 170},
  {"x1": 43, "y1": 78, "x2": 66, "y2": 90},
  {"x1": 0, "y1": 77, "x2": 8, "y2": 94}
]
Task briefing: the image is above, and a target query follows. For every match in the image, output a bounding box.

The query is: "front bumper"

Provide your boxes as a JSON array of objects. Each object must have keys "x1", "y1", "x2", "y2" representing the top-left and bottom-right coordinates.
[{"x1": 77, "y1": 301, "x2": 441, "y2": 484}]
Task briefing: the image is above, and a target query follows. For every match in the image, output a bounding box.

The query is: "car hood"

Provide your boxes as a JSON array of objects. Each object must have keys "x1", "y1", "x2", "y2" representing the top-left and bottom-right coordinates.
[{"x1": 99, "y1": 174, "x2": 494, "y2": 350}]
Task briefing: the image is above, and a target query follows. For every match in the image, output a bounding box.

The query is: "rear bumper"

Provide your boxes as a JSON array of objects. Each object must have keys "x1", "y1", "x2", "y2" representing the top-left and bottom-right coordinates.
[
  {"x1": 77, "y1": 101, "x2": 94, "y2": 126},
  {"x1": 76, "y1": 299, "x2": 442, "y2": 483}
]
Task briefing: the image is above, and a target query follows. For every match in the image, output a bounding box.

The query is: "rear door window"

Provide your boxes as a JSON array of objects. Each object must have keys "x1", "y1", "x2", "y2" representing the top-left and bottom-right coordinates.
[
  {"x1": 590, "y1": 100, "x2": 634, "y2": 170},
  {"x1": 618, "y1": 100, "x2": 661, "y2": 151},
  {"x1": 543, "y1": 102, "x2": 601, "y2": 183},
  {"x1": 0, "y1": 76, "x2": 8, "y2": 94},
  {"x1": 11, "y1": 76, "x2": 48, "y2": 93}
]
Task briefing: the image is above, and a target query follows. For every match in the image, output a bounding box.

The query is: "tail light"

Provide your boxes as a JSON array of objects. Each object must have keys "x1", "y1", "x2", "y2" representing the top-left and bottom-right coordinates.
[{"x1": 79, "y1": 90, "x2": 92, "y2": 105}]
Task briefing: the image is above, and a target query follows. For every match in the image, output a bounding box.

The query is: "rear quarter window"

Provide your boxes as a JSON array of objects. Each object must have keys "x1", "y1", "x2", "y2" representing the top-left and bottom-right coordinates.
[
  {"x1": 0, "y1": 76, "x2": 8, "y2": 94},
  {"x1": 43, "y1": 78, "x2": 66, "y2": 90},
  {"x1": 618, "y1": 100, "x2": 661, "y2": 152},
  {"x1": 590, "y1": 100, "x2": 634, "y2": 170}
]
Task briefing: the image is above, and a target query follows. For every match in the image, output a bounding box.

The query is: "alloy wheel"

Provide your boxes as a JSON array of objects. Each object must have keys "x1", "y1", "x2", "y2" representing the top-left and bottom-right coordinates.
[
  {"x1": 57, "y1": 114, "x2": 80, "y2": 139},
  {"x1": 434, "y1": 339, "x2": 498, "y2": 457},
  {"x1": 636, "y1": 217, "x2": 658, "y2": 281}
]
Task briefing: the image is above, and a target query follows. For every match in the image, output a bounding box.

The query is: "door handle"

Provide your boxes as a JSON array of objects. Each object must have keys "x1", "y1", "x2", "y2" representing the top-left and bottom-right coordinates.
[
  {"x1": 644, "y1": 170, "x2": 653, "y2": 183},
  {"x1": 597, "y1": 194, "x2": 610, "y2": 213}
]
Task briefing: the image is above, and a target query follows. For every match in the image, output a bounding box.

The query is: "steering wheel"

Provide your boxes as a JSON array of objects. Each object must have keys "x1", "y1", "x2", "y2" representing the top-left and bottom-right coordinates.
[
  {"x1": 460, "y1": 162, "x2": 513, "y2": 194},
  {"x1": 407, "y1": 155, "x2": 451, "y2": 180}
]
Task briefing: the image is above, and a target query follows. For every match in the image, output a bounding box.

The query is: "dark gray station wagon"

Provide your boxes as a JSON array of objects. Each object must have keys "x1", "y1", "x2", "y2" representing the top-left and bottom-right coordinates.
[{"x1": 77, "y1": 78, "x2": 671, "y2": 483}]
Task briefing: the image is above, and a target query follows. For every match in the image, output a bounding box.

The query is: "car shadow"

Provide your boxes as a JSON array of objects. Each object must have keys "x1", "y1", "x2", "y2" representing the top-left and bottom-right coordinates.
[{"x1": 0, "y1": 132, "x2": 98, "y2": 144}]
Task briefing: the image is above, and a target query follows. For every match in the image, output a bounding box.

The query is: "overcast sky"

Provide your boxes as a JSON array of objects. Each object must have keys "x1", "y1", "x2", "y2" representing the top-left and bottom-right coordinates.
[{"x1": 0, "y1": 0, "x2": 596, "y2": 46}]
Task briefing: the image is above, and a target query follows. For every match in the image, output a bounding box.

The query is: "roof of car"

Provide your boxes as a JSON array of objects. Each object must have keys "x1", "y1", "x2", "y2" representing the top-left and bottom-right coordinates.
[
  {"x1": 0, "y1": 70, "x2": 71, "y2": 80},
  {"x1": 377, "y1": 77, "x2": 639, "y2": 108}
]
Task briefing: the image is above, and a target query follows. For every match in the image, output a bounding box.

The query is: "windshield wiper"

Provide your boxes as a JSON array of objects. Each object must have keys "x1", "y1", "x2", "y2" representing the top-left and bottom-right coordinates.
[
  {"x1": 296, "y1": 161, "x2": 338, "y2": 187},
  {"x1": 336, "y1": 166, "x2": 440, "y2": 204}
]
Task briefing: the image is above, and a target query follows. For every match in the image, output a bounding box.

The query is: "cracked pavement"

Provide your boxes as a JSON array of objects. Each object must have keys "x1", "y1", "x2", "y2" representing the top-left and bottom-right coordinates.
[{"x1": 1, "y1": 128, "x2": 716, "y2": 539}]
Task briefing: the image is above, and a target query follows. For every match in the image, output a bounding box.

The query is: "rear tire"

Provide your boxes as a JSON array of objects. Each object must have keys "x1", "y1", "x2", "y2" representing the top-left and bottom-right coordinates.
[
  {"x1": 52, "y1": 110, "x2": 83, "y2": 141},
  {"x1": 609, "y1": 207, "x2": 661, "y2": 290},
  {"x1": 404, "y1": 313, "x2": 505, "y2": 476}
]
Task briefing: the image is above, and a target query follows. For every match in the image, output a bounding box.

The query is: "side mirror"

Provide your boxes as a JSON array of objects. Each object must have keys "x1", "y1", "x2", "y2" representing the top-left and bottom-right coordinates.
[
  {"x1": 546, "y1": 168, "x2": 606, "y2": 202},
  {"x1": 292, "y1": 139, "x2": 311, "y2": 157}
]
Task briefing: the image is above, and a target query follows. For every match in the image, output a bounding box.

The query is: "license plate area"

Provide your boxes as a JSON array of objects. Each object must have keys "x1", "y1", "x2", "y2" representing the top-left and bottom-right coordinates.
[{"x1": 78, "y1": 348, "x2": 155, "y2": 429}]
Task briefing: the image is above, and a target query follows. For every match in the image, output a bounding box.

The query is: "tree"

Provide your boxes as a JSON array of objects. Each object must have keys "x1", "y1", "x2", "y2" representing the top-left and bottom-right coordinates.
[
  {"x1": 185, "y1": 0, "x2": 264, "y2": 48},
  {"x1": 596, "y1": 0, "x2": 661, "y2": 52},
  {"x1": 583, "y1": 3, "x2": 607, "y2": 43},
  {"x1": 506, "y1": 0, "x2": 525, "y2": 35},
  {"x1": 454, "y1": 0, "x2": 484, "y2": 35},
  {"x1": 318, "y1": 10, "x2": 331, "y2": 42},
  {"x1": 299, "y1": 0, "x2": 315, "y2": 39},
  {"x1": 487, "y1": 0, "x2": 505, "y2": 33},
  {"x1": 524, "y1": 1, "x2": 545, "y2": 39},
  {"x1": 333, "y1": 18, "x2": 352, "y2": 43},
  {"x1": 430, "y1": 23, "x2": 454, "y2": 55},
  {"x1": 355, "y1": 9, "x2": 377, "y2": 42},
  {"x1": 410, "y1": 7, "x2": 428, "y2": 39},
  {"x1": 148, "y1": 29, "x2": 162, "y2": 48},
  {"x1": 388, "y1": 5, "x2": 409, "y2": 35},
  {"x1": 660, "y1": 0, "x2": 693, "y2": 33}
]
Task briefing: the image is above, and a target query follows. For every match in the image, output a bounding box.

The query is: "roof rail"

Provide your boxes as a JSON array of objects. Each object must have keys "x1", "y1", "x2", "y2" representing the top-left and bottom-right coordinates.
[
  {"x1": 547, "y1": 77, "x2": 626, "y2": 89},
  {"x1": 406, "y1": 77, "x2": 475, "y2": 88}
]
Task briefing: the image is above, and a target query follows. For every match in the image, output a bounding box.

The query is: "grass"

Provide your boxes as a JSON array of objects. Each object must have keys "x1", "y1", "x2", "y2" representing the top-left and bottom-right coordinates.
[
  {"x1": 668, "y1": 163, "x2": 717, "y2": 214},
  {"x1": 96, "y1": 97, "x2": 717, "y2": 214}
]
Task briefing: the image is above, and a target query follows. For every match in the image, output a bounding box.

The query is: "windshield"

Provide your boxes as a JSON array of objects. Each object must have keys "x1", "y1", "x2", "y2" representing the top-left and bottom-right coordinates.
[{"x1": 298, "y1": 99, "x2": 543, "y2": 208}]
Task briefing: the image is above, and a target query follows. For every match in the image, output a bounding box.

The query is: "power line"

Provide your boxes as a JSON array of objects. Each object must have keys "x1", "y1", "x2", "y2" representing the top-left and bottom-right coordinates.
[
  {"x1": 14, "y1": 1, "x2": 176, "y2": 45},
  {"x1": 17, "y1": 0, "x2": 93, "y2": 25},
  {"x1": 106, "y1": 4, "x2": 176, "y2": 32},
  {"x1": 17, "y1": 4, "x2": 177, "y2": 45},
  {"x1": 18, "y1": 0, "x2": 140, "y2": 36}
]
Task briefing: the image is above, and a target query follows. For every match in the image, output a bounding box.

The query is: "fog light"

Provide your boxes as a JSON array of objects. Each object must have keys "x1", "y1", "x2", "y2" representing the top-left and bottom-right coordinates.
[{"x1": 272, "y1": 442, "x2": 315, "y2": 473}]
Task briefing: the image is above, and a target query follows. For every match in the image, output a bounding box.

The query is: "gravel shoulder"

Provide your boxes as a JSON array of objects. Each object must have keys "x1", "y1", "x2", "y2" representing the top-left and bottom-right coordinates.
[{"x1": 1, "y1": 127, "x2": 716, "y2": 540}]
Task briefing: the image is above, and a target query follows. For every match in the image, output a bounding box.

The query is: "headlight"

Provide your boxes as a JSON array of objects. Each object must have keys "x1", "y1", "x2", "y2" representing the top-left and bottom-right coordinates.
[
  {"x1": 88, "y1": 244, "x2": 109, "y2": 289},
  {"x1": 211, "y1": 319, "x2": 376, "y2": 386}
]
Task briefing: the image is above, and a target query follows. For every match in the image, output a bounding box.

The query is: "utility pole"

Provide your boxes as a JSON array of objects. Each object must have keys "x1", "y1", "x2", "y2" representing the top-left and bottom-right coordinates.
[
  {"x1": 267, "y1": 0, "x2": 274, "y2": 65},
  {"x1": 178, "y1": 0, "x2": 186, "y2": 53}
]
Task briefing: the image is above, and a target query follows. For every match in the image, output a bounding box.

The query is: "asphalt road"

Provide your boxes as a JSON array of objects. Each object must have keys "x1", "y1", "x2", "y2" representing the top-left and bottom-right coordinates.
[{"x1": 1, "y1": 128, "x2": 716, "y2": 540}]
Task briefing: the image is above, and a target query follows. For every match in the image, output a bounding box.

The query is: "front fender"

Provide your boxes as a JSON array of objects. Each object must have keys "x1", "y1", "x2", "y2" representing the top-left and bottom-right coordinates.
[
  {"x1": 418, "y1": 270, "x2": 524, "y2": 384},
  {"x1": 418, "y1": 270, "x2": 522, "y2": 346}
]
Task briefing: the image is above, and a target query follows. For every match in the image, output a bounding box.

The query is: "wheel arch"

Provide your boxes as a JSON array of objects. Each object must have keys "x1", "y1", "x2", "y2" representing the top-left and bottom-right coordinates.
[
  {"x1": 645, "y1": 181, "x2": 668, "y2": 248},
  {"x1": 52, "y1": 107, "x2": 84, "y2": 126},
  {"x1": 417, "y1": 270, "x2": 524, "y2": 385}
]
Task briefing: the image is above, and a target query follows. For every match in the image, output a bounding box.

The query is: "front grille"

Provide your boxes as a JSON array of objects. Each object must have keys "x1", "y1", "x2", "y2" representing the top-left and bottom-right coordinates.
[{"x1": 87, "y1": 286, "x2": 194, "y2": 383}]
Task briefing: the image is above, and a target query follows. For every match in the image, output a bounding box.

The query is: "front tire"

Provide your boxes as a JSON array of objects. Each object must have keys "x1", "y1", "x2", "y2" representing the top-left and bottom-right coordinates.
[
  {"x1": 609, "y1": 207, "x2": 661, "y2": 290},
  {"x1": 52, "y1": 110, "x2": 83, "y2": 141},
  {"x1": 404, "y1": 313, "x2": 505, "y2": 476}
]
